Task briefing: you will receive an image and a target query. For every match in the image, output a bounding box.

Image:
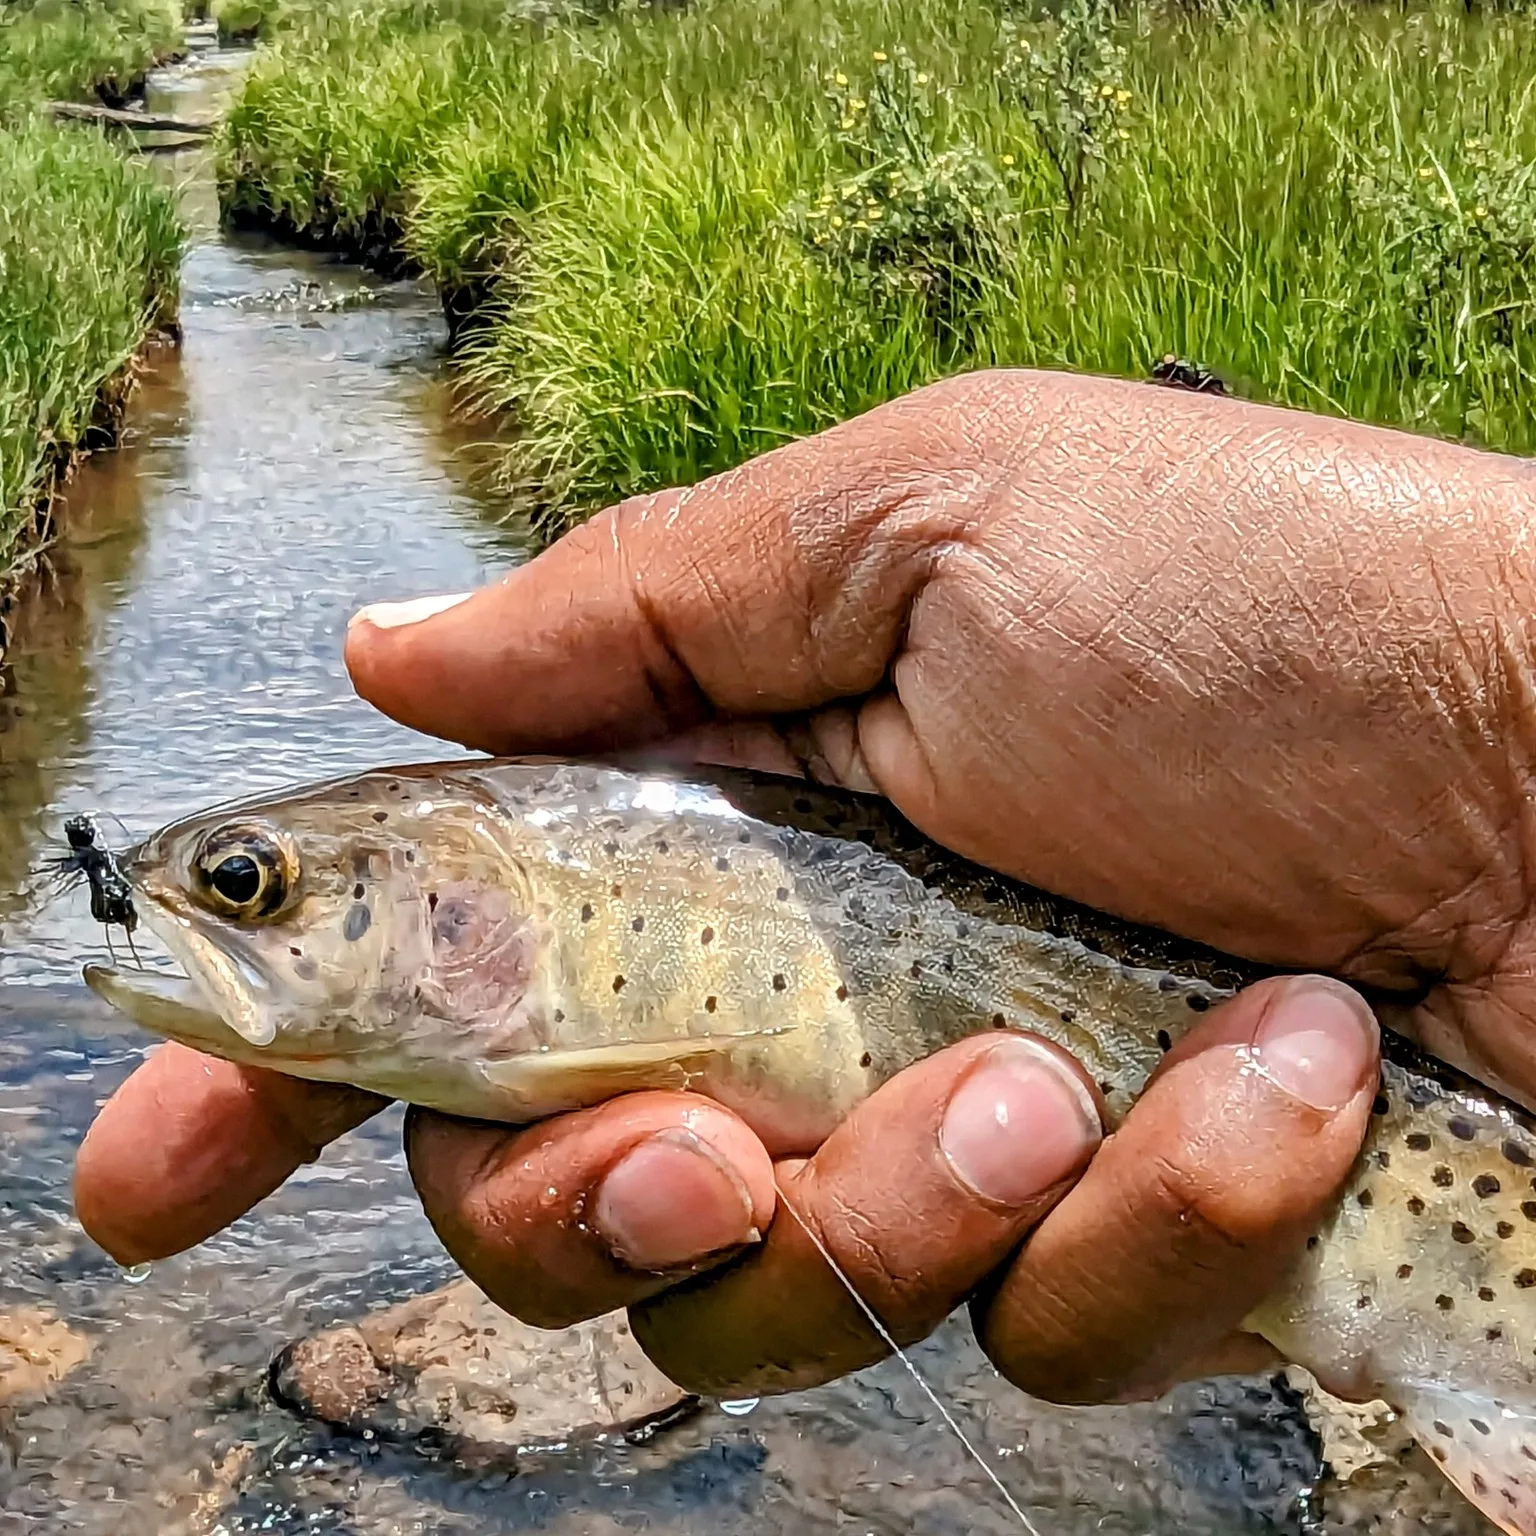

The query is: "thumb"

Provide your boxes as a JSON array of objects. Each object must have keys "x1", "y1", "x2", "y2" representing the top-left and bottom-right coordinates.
[{"x1": 342, "y1": 376, "x2": 983, "y2": 755}]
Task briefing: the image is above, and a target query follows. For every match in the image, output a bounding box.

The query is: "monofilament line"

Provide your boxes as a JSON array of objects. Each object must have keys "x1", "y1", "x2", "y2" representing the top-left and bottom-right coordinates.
[{"x1": 772, "y1": 1175, "x2": 1040, "y2": 1536}]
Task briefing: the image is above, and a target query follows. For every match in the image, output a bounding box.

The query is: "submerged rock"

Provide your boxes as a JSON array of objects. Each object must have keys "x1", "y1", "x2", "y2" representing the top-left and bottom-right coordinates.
[
  {"x1": 0, "y1": 1305, "x2": 91, "y2": 1402},
  {"x1": 269, "y1": 1280, "x2": 697, "y2": 1461}
]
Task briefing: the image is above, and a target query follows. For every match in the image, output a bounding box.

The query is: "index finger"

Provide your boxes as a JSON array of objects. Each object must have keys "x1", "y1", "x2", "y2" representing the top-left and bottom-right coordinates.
[{"x1": 73, "y1": 1043, "x2": 386, "y2": 1264}]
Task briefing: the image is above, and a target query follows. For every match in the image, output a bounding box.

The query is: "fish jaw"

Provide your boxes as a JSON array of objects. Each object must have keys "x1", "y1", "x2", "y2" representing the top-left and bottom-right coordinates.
[{"x1": 82, "y1": 963, "x2": 262, "y2": 1061}]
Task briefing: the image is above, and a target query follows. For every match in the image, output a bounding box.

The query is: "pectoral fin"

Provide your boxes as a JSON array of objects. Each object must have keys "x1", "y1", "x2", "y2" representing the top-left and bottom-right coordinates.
[
  {"x1": 1399, "y1": 1383, "x2": 1536, "y2": 1535},
  {"x1": 479, "y1": 1031, "x2": 788, "y2": 1120}
]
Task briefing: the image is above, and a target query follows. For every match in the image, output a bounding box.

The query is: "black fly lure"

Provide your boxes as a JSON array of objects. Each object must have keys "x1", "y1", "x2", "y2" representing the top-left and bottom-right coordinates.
[{"x1": 56, "y1": 813, "x2": 141, "y2": 964}]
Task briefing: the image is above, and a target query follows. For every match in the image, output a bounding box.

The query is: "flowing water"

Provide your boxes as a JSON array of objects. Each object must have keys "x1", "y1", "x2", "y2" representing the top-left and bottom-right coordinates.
[{"x1": 0, "y1": 41, "x2": 1490, "y2": 1536}]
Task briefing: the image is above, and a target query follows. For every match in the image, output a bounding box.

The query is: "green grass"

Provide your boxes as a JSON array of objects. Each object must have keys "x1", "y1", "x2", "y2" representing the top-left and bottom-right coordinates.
[
  {"x1": 0, "y1": 1, "x2": 187, "y2": 567},
  {"x1": 218, "y1": 0, "x2": 1536, "y2": 527},
  {"x1": 0, "y1": 0, "x2": 185, "y2": 110},
  {"x1": 0, "y1": 120, "x2": 183, "y2": 566}
]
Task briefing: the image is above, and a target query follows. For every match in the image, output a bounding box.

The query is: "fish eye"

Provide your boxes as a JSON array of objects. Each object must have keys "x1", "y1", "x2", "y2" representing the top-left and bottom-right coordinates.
[{"x1": 191, "y1": 824, "x2": 299, "y2": 920}]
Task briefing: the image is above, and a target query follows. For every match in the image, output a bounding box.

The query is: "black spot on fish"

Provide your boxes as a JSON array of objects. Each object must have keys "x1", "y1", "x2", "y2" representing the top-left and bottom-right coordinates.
[
  {"x1": 910, "y1": 961, "x2": 923, "y2": 980},
  {"x1": 1449, "y1": 1117, "x2": 1477, "y2": 1142},
  {"x1": 344, "y1": 904, "x2": 371, "y2": 942},
  {"x1": 1480, "y1": 1287, "x2": 1496, "y2": 1302},
  {"x1": 715, "y1": 857, "x2": 730, "y2": 873},
  {"x1": 1408, "y1": 1196, "x2": 1426, "y2": 1215},
  {"x1": 631, "y1": 915, "x2": 645, "y2": 933},
  {"x1": 1489, "y1": 1328, "x2": 1504, "y2": 1342},
  {"x1": 1473, "y1": 1474, "x2": 1489, "y2": 1497},
  {"x1": 1524, "y1": 1201, "x2": 1536, "y2": 1221},
  {"x1": 1435, "y1": 1420, "x2": 1454, "y2": 1436},
  {"x1": 1374, "y1": 1150, "x2": 1391, "y2": 1170},
  {"x1": 581, "y1": 903, "x2": 593, "y2": 923},
  {"x1": 611, "y1": 883, "x2": 623, "y2": 897},
  {"x1": 1397, "y1": 1263, "x2": 1413, "y2": 1279},
  {"x1": 701, "y1": 926, "x2": 715, "y2": 945},
  {"x1": 604, "y1": 841, "x2": 619, "y2": 856},
  {"x1": 859, "y1": 1051, "x2": 872, "y2": 1068},
  {"x1": 1357, "y1": 1190, "x2": 1374, "y2": 1208},
  {"x1": 991, "y1": 1013, "x2": 1006, "y2": 1028},
  {"x1": 772, "y1": 974, "x2": 787, "y2": 992},
  {"x1": 1157, "y1": 1030, "x2": 1172, "y2": 1052},
  {"x1": 553, "y1": 1009, "x2": 564, "y2": 1023},
  {"x1": 1306, "y1": 1236, "x2": 1320, "y2": 1250},
  {"x1": 612, "y1": 974, "x2": 626, "y2": 993},
  {"x1": 353, "y1": 882, "x2": 365, "y2": 900},
  {"x1": 405, "y1": 850, "x2": 415, "y2": 863},
  {"x1": 1186, "y1": 994, "x2": 1210, "y2": 1012},
  {"x1": 372, "y1": 811, "x2": 387, "y2": 823},
  {"x1": 1475, "y1": 1174, "x2": 1502, "y2": 1198},
  {"x1": 1499, "y1": 1221, "x2": 1516, "y2": 1238},
  {"x1": 1372, "y1": 1093, "x2": 1389, "y2": 1116},
  {"x1": 704, "y1": 996, "x2": 717, "y2": 1013},
  {"x1": 1436, "y1": 1295, "x2": 1454, "y2": 1311},
  {"x1": 1452, "y1": 1222, "x2": 1475, "y2": 1244},
  {"x1": 1406, "y1": 1132, "x2": 1432, "y2": 1151},
  {"x1": 1433, "y1": 1165, "x2": 1454, "y2": 1187},
  {"x1": 836, "y1": 984, "x2": 849, "y2": 1002},
  {"x1": 1060, "y1": 1008, "x2": 1075, "y2": 1024},
  {"x1": 776, "y1": 887, "x2": 789, "y2": 901},
  {"x1": 427, "y1": 892, "x2": 438, "y2": 913},
  {"x1": 1504, "y1": 1140, "x2": 1533, "y2": 1167},
  {"x1": 655, "y1": 839, "x2": 669, "y2": 854},
  {"x1": 1518, "y1": 1269, "x2": 1536, "y2": 1289},
  {"x1": 1356, "y1": 1294, "x2": 1371, "y2": 1309}
]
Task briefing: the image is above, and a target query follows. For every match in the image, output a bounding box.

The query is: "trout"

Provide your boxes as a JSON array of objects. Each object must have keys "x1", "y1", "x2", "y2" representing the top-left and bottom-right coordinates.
[{"x1": 81, "y1": 757, "x2": 1536, "y2": 1534}]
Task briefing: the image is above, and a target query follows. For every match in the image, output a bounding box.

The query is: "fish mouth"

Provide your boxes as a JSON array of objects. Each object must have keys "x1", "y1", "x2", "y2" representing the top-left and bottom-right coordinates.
[{"x1": 83, "y1": 963, "x2": 247, "y2": 1054}]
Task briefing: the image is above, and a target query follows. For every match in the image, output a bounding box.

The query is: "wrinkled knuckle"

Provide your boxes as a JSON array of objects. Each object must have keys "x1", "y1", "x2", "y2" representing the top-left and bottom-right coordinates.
[{"x1": 1147, "y1": 1151, "x2": 1271, "y2": 1252}]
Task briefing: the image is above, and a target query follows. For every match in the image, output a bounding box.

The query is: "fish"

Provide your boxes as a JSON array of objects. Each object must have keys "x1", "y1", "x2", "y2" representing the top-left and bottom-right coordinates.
[{"x1": 81, "y1": 755, "x2": 1536, "y2": 1535}]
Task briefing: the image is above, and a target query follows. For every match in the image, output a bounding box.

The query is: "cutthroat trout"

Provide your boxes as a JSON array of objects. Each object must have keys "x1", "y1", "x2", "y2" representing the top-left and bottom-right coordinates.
[{"x1": 82, "y1": 757, "x2": 1536, "y2": 1534}]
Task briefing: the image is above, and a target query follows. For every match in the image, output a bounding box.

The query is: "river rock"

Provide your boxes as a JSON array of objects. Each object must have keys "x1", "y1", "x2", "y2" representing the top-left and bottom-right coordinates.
[
  {"x1": 0, "y1": 1304, "x2": 91, "y2": 1402},
  {"x1": 269, "y1": 1280, "x2": 698, "y2": 1460}
]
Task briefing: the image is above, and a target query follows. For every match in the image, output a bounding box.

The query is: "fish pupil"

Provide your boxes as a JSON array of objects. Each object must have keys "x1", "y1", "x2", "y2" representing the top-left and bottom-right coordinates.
[{"x1": 211, "y1": 854, "x2": 262, "y2": 905}]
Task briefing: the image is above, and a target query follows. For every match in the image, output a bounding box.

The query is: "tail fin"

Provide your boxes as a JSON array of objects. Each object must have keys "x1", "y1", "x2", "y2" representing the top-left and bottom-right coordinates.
[{"x1": 1399, "y1": 1383, "x2": 1536, "y2": 1535}]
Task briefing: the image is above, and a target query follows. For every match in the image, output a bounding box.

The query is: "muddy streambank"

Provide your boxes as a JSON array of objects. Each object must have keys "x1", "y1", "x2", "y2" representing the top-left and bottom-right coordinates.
[{"x1": 0, "y1": 44, "x2": 1499, "y2": 1536}]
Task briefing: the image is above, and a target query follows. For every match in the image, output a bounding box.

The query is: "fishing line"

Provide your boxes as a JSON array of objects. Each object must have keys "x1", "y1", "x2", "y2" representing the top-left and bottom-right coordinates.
[{"x1": 771, "y1": 1174, "x2": 1040, "y2": 1536}]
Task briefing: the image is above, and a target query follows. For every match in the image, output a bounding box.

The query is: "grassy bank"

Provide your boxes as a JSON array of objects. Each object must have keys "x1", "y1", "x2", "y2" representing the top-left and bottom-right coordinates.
[
  {"x1": 218, "y1": 0, "x2": 1536, "y2": 526},
  {"x1": 0, "y1": 2, "x2": 186, "y2": 575}
]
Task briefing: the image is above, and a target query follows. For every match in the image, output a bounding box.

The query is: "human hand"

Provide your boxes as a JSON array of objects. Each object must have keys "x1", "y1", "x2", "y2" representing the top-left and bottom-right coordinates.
[{"x1": 78, "y1": 365, "x2": 1536, "y2": 1402}]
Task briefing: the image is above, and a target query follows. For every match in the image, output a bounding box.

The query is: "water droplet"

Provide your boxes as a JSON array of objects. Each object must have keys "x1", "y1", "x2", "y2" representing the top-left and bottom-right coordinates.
[
  {"x1": 121, "y1": 1261, "x2": 151, "y2": 1284},
  {"x1": 719, "y1": 1397, "x2": 760, "y2": 1417}
]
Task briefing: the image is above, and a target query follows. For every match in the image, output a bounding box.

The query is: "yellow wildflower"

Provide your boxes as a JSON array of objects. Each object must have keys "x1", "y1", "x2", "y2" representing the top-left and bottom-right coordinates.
[
  {"x1": 841, "y1": 117, "x2": 855, "y2": 129},
  {"x1": 854, "y1": 219, "x2": 868, "y2": 229},
  {"x1": 831, "y1": 215, "x2": 844, "y2": 227},
  {"x1": 1100, "y1": 84, "x2": 1115, "y2": 98},
  {"x1": 1117, "y1": 127, "x2": 1130, "y2": 140},
  {"x1": 851, "y1": 98, "x2": 866, "y2": 110},
  {"x1": 869, "y1": 207, "x2": 883, "y2": 220},
  {"x1": 1418, "y1": 166, "x2": 1434, "y2": 179},
  {"x1": 1001, "y1": 153, "x2": 1015, "y2": 166},
  {"x1": 835, "y1": 71, "x2": 848, "y2": 85},
  {"x1": 873, "y1": 50, "x2": 887, "y2": 61},
  {"x1": 916, "y1": 72, "x2": 929, "y2": 85},
  {"x1": 1115, "y1": 88, "x2": 1131, "y2": 105},
  {"x1": 1477, "y1": 204, "x2": 1489, "y2": 217}
]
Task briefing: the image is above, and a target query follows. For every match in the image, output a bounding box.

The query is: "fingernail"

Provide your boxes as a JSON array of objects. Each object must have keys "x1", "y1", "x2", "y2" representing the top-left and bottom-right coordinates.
[
  {"x1": 940, "y1": 1038, "x2": 1102, "y2": 1208},
  {"x1": 594, "y1": 1128, "x2": 759, "y2": 1271},
  {"x1": 349, "y1": 591, "x2": 474, "y2": 630},
  {"x1": 1253, "y1": 976, "x2": 1379, "y2": 1112}
]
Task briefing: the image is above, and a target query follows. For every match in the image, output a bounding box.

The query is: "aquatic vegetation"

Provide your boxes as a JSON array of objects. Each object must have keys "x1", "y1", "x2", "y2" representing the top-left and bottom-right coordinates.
[
  {"x1": 217, "y1": 0, "x2": 1536, "y2": 529},
  {"x1": 0, "y1": 120, "x2": 183, "y2": 568},
  {"x1": 0, "y1": 0, "x2": 184, "y2": 112}
]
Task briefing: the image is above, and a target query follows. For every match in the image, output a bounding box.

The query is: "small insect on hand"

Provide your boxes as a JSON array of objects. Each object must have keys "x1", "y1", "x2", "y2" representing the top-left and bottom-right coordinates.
[{"x1": 58, "y1": 813, "x2": 142, "y2": 966}]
